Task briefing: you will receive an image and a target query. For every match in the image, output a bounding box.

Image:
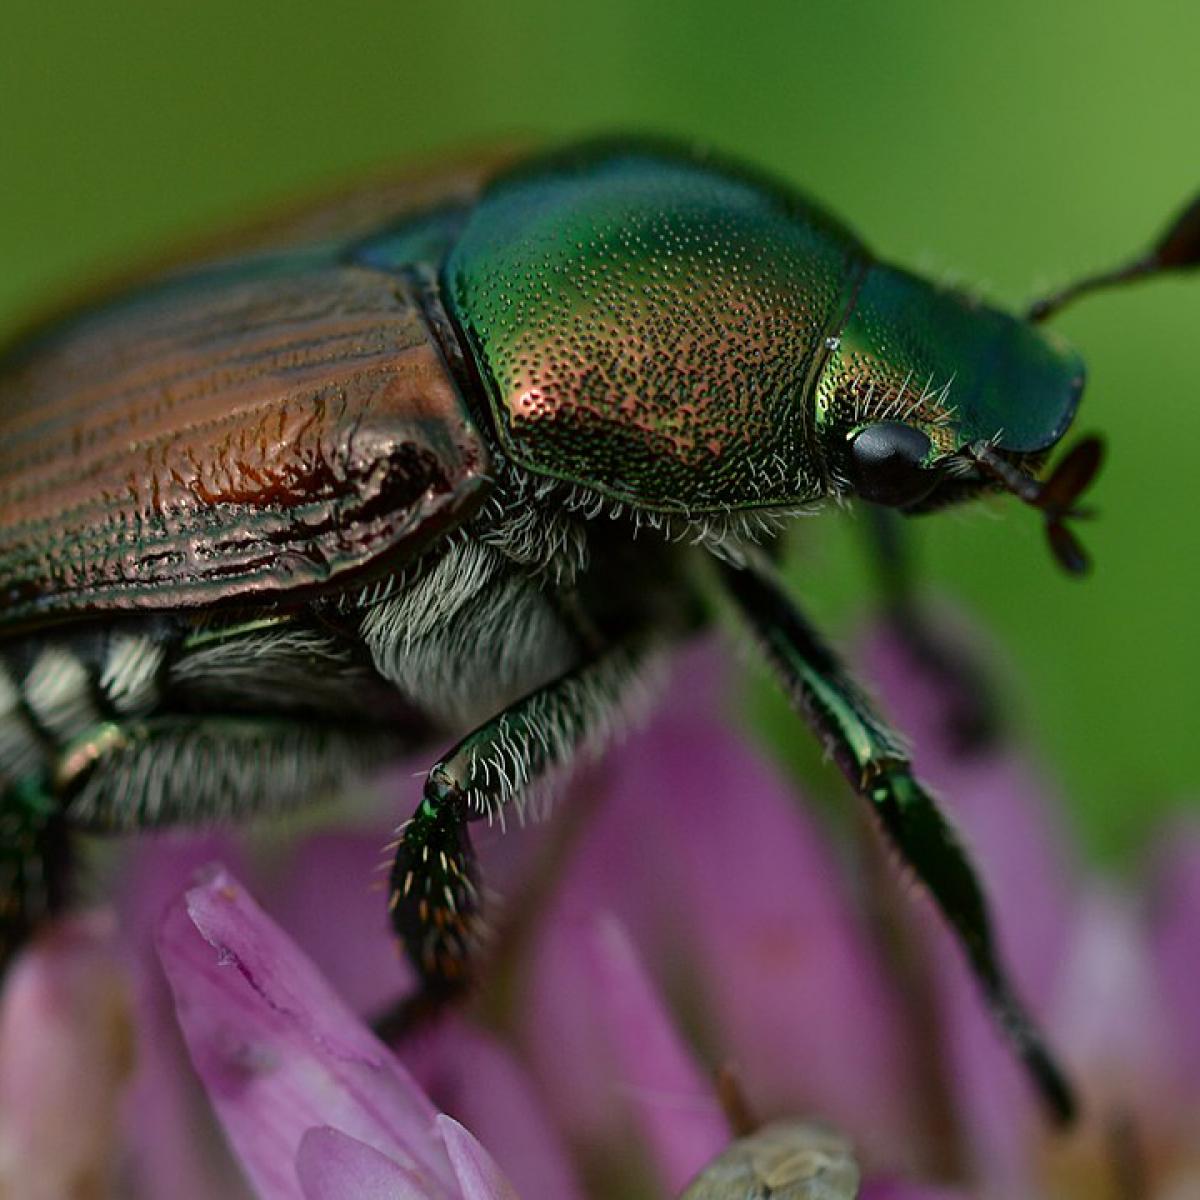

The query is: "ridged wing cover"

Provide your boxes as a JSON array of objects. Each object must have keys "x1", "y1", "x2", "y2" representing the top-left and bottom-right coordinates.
[{"x1": 0, "y1": 263, "x2": 491, "y2": 629}]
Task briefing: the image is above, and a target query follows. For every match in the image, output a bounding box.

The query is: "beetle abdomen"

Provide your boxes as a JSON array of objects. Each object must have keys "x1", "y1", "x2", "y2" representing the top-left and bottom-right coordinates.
[
  {"x1": 445, "y1": 141, "x2": 869, "y2": 514},
  {"x1": 0, "y1": 266, "x2": 492, "y2": 628}
]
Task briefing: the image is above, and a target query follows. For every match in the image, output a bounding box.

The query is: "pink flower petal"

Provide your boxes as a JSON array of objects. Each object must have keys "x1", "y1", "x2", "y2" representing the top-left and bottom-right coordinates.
[
  {"x1": 118, "y1": 834, "x2": 252, "y2": 1200},
  {"x1": 1150, "y1": 821, "x2": 1200, "y2": 1094},
  {"x1": 438, "y1": 1115, "x2": 522, "y2": 1200},
  {"x1": 0, "y1": 913, "x2": 132, "y2": 1200},
  {"x1": 400, "y1": 1016, "x2": 585, "y2": 1200},
  {"x1": 526, "y1": 640, "x2": 914, "y2": 1165},
  {"x1": 271, "y1": 830, "x2": 413, "y2": 1018},
  {"x1": 644, "y1": 715, "x2": 914, "y2": 1154},
  {"x1": 584, "y1": 916, "x2": 731, "y2": 1194},
  {"x1": 1053, "y1": 888, "x2": 1174, "y2": 1114},
  {"x1": 157, "y1": 867, "x2": 457, "y2": 1200},
  {"x1": 524, "y1": 859, "x2": 629, "y2": 1140},
  {"x1": 297, "y1": 1126, "x2": 434, "y2": 1200}
]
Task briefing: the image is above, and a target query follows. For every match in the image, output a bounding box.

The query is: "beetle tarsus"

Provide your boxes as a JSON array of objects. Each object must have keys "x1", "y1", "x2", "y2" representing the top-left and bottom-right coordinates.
[
  {"x1": 387, "y1": 640, "x2": 656, "y2": 1016},
  {"x1": 388, "y1": 778, "x2": 483, "y2": 1001}
]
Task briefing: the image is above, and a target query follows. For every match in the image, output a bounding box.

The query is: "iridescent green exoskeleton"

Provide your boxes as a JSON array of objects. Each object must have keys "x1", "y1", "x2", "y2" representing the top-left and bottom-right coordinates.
[{"x1": 0, "y1": 138, "x2": 1194, "y2": 1127}]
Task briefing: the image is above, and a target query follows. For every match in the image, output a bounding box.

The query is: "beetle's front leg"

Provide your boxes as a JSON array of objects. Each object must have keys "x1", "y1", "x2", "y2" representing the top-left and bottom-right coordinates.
[
  {"x1": 717, "y1": 557, "x2": 1076, "y2": 1126},
  {"x1": 385, "y1": 638, "x2": 656, "y2": 1028}
]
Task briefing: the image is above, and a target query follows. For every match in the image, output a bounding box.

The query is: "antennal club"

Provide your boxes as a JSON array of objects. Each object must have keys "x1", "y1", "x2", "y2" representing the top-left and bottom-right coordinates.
[
  {"x1": 970, "y1": 435, "x2": 1105, "y2": 574},
  {"x1": 1028, "y1": 192, "x2": 1200, "y2": 322}
]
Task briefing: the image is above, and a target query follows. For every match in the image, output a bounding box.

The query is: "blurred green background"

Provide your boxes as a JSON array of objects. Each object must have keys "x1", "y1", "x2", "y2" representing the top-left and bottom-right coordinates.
[{"x1": 1, "y1": 1, "x2": 1195, "y2": 863}]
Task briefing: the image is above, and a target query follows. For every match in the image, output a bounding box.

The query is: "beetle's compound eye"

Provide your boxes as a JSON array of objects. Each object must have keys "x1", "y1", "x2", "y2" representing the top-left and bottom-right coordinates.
[{"x1": 847, "y1": 421, "x2": 938, "y2": 507}]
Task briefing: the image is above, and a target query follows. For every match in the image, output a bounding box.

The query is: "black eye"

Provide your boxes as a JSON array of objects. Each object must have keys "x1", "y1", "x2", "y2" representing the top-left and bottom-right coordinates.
[{"x1": 847, "y1": 421, "x2": 937, "y2": 507}]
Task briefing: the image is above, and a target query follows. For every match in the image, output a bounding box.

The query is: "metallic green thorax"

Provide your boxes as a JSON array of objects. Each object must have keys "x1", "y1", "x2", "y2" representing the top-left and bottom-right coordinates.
[
  {"x1": 445, "y1": 142, "x2": 1085, "y2": 512},
  {"x1": 444, "y1": 144, "x2": 865, "y2": 512}
]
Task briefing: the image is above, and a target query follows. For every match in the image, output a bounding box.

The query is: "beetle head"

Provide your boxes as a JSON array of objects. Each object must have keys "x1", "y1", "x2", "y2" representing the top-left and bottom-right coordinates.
[{"x1": 815, "y1": 261, "x2": 1101, "y2": 571}]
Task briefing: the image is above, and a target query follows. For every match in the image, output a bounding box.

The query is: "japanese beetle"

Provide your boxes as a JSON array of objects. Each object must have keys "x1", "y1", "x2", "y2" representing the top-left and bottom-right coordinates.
[{"x1": 0, "y1": 137, "x2": 1193, "y2": 1125}]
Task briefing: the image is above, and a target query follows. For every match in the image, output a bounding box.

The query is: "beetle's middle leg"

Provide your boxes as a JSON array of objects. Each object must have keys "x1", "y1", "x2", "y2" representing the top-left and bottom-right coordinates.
[
  {"x1": 384, "y1": 636, "x2": 658, "y2": 1026},
  {"x1": 717, "y1": 555, "x2": 1076, "y2": 1126}
]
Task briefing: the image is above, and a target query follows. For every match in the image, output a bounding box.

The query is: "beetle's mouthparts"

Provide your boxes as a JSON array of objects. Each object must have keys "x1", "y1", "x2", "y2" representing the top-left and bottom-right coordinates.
[{"x1": 969, "y1": 435, "x2": 1105, "y2": 575}]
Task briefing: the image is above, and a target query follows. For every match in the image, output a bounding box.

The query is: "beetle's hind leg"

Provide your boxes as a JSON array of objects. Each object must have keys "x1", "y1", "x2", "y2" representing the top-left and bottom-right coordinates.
[
  {"x1": 718, "y1": 556, "x2": 1077, "y2": 1126},
  {"x1": 58, "y1": 715, "x2": 399, "y2": 830},
  {"x1": 379, "y1": 636, "x2": 659, "y2": 1036}
]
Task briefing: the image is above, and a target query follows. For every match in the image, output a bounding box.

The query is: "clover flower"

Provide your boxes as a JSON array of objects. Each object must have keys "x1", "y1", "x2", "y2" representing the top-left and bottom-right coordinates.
[{"x1": 1, "y1": 621, "x2": 1197, "y2": 1198}]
